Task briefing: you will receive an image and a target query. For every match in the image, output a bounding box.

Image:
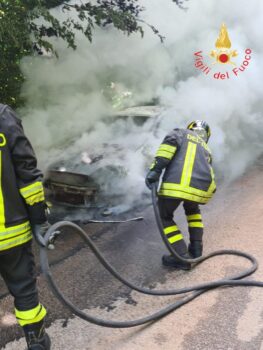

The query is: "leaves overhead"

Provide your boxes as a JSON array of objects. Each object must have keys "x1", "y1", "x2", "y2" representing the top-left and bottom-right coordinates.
[{"x1": 0, "y1": 0, "x2": 186, "y2": 108}]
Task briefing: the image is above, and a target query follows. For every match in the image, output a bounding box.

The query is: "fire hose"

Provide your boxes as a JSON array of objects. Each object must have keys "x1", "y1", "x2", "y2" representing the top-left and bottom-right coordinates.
[{"x1": 36, "y1": 184, "x2": 263, "y2": 328}]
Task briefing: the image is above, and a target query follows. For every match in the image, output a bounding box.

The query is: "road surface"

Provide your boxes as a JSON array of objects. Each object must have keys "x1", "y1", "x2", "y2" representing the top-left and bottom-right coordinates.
[{"x1": 1, "y1": 158, "x2": 262, "y2": 350}]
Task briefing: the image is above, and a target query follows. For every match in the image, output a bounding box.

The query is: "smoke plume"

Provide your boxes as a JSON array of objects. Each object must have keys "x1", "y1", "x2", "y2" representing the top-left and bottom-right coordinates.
[{"x1": 19, "y1": 0, "x2": 263, "y2": 211}]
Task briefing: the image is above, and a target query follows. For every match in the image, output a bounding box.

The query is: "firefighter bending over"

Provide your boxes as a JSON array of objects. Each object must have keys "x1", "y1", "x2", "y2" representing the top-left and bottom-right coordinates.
[
  {"x1": 0, "y1": 104, "x2": 51, "y2": 349},
  {"x1": 146, "y1": 120, "x2": 216, "y2": 270}
]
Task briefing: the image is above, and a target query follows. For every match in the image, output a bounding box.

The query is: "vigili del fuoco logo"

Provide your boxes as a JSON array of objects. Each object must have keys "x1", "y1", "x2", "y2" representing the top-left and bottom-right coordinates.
[{"x1": 194, "y1": 23, "x2": 252, "y2": 80}]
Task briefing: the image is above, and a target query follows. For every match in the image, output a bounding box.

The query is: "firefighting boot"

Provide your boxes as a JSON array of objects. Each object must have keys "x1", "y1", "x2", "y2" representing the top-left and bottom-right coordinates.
[
  {"x1": 23, "y1": 320, "x2": 51, "y2": 350},
  {"x1": 188, "y1": 241, "x2": 203, "y2": 258},
  {"x1": 162, "y1": 253, "x2": 191, "y2": 270}
]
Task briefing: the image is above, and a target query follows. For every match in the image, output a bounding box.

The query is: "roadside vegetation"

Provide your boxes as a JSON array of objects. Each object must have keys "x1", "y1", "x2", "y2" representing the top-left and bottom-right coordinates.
[{"x1": 0, "y1": 0, "x2": 186, "y2": 108}]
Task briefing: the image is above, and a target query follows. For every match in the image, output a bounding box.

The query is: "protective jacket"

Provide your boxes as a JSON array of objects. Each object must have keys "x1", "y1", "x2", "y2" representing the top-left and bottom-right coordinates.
[
  {"x1": 153, "y1": 128, "x2": 216, "y2": 204},
  {"x1": 0, "y1": 104, "x2": 45, "y2": 253}
]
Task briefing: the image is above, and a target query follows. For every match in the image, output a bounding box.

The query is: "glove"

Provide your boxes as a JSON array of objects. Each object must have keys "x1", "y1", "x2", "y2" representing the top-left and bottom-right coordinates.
[
  {"x1": 27, "y1": 202, "x2": 47, "y2": 225},
  {"x1": 32, "y1": 221, "x2": 50, "y2": 247},
  {"x1": 145, "y1": 170, "x2": 161, "y2": 189}
]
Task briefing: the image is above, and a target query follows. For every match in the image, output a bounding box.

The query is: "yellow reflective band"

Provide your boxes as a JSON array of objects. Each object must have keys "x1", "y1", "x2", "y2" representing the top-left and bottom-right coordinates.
[
  {"x1": 168, "y1": 233, "x2": 184, "y2": 244},
  {"x1": 0, "y1": 133, "x2": 6, "y2": 146},
  {"x1": 15, "y1": 304, "x2": 47, "y2": 327},
  {"x1": 0, "y1": 151, "x2": 5, "y2": 226},
  {"x1": 181, "y1": 142, "x2": 197, "y2": 186},
  {"x1": 156, "y1": 144, "x2": 176, "y2": 160},
  {"x1": 160, "y1": 183, "x2": 213, "y2": 197},
  {"x1": 156, "y1": 150, "x2": 174, "y2": 160},
  {"x1": 208, "y1": 181, "x2": 216, "y2": 193},
  {"x1": 158, "y1": 144, "x2": 176, "y2": 153},
  {"x1": 0, "y1": 231, "x2": 32, "y2": 252},
  {"x1": 163, "y1": 225, "x2": 179, "y2": 235},
  {"x1": 158, "y1": 189, "x2": 211, "y2": 204},
  {"x1": 0, "y1": 221, "x2": 31, "y2": 240},
  {"x1": 208, "y1": 167, "x2": 216, "y2": 193},
  {"x1": 187, "y1": 214, "x2": 202, "y2": 221},
  {"x1": 149, "y1": 161, "x2": 156, "y2": 170},
  {"x1": 188, "y1": 222, "x2": 204, "y2": 228},
  {"x1": 26, "y1": 192, "x2": 45, "y2": 206},
  {"x1": 19, "y1": 182, "x2": 44, "y2": 199}
]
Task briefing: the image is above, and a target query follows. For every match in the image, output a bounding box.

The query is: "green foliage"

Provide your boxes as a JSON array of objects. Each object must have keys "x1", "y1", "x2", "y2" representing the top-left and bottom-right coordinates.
[
  {"x1": 45, "y1": 0, "x2": 69, "y2": 8},
  {"x1": 0, "y1": 2, "x2": 30, "y2": 107},
  {"x1": 0, "y1": 0, "x2": 186, "y2": 108}
]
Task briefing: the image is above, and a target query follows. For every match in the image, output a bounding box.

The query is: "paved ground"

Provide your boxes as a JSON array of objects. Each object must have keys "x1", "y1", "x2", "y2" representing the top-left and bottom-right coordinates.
[{"x1": 1, "y1": 158, "x2": 262, "y2": 350}]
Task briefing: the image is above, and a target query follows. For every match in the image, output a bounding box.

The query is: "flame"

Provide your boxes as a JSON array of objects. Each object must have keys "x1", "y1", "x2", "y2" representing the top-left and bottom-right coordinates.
[{"x1": 215, "y1": 23, "x2": 232, "y2": 49}]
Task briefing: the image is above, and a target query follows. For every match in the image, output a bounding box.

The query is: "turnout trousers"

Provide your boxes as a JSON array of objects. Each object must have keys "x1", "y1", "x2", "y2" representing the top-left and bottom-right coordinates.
[
  {"x1": 158, "y1": 197, "x2": 204, "y2": 255},
  {"x1": 0, "y1": 243, "x2": 46, "y2": 327}
]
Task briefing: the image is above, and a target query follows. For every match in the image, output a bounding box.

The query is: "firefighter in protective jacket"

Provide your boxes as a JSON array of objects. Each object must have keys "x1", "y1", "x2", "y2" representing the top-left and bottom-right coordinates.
[
  {"x1": 146, "y1": 120, "x2": 216, "y2": 270},
  {"x1": 0, "y1": 104, "x2": 51, "y2": 349}
]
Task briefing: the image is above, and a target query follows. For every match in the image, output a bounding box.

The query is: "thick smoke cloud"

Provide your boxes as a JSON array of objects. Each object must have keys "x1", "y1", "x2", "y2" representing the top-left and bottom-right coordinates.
[{"x1": 19, "y1": 0, "x2": 263, "y2": 211}]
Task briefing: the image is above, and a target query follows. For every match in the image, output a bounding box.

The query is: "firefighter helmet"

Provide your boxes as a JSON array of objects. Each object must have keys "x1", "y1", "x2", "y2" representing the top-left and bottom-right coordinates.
[{"x1": 187, "y1": 120, "x2": 211, "y2": 142}]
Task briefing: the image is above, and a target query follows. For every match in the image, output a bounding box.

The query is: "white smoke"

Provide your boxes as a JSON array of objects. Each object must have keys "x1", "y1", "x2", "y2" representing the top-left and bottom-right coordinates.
[{"x1": 19, "y1": 0, "x2": 263, "y2": 211}]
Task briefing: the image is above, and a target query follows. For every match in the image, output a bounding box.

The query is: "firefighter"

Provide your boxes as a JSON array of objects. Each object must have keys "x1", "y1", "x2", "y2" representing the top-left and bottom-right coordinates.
[
  {"x1": 146, "y1": 120, "x2": 216, "y2": 270},
  {"x1": 0, "y1": 104, "x2": 51, "y2": 349}
]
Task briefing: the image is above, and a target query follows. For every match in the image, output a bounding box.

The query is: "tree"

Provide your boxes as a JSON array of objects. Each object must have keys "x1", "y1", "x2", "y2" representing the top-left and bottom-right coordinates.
[{"x1": 0, "y1": 0, "x2": 186, "y2": 108}]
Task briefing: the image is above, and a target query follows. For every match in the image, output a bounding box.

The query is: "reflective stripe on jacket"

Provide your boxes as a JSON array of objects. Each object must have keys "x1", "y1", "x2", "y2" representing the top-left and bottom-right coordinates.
[
  {"x1": 0, "y1": 104, "x2": 45, "y2": 252},
  {"x1": 156, "y1": 128, "x2": 216, "y2": 204}
]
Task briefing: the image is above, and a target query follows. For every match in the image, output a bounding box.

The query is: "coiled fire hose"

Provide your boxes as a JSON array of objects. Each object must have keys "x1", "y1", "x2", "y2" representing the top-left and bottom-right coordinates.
[{"x1": 36, "y1": 185, "x2": 263, "y2": 328}]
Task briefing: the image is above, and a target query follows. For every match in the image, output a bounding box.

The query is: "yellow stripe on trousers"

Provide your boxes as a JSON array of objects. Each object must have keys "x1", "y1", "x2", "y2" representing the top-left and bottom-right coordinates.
[
  {"x1": 15, "y1": 303, "x2": 47, "y2": 327},
  {"x1": 163, "y1": 225, "x2": 179, "y2": 235}
]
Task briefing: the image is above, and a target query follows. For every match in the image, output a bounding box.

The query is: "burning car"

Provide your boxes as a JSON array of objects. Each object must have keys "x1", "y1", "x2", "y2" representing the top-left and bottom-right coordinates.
[{"x1": 43, "y1": 105, "x2": 163, "y2": 220}]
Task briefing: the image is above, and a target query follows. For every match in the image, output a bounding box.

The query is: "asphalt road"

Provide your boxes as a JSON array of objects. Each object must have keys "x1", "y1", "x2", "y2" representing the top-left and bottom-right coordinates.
[{"x1": 1, "y1": 158, "x2": 263, "y2": 350}]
